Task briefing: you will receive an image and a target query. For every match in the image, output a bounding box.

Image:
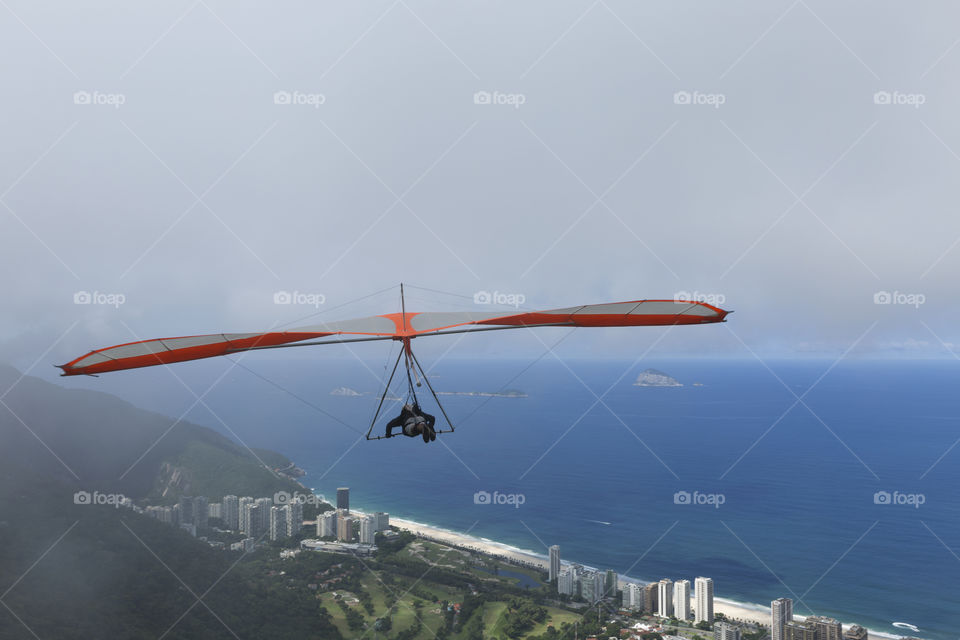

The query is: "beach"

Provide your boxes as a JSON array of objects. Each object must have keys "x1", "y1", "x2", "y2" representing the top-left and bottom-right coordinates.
[{"x1": 388, "y1": 516, "x2": 899, "y2": 640}]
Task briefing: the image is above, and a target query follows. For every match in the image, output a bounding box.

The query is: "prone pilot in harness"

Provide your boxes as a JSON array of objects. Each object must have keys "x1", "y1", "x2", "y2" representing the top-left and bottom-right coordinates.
[{"x1": 385, "y1": 402, "x2": 436, "y2": 443}]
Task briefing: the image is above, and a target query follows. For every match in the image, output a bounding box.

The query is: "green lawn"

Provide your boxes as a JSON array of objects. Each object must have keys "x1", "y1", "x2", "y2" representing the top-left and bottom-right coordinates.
[{"x1": 482, "y1": 601, "x2": 581, "y2": 639}]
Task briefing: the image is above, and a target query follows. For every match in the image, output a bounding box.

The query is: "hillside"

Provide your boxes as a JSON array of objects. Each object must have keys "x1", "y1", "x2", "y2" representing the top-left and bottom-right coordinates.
[
  {"x1": 0, "y1": 363, "x2": 345, "y2": 639},
  {"x1": 0, "y1": 363, "x2": 300, "y2": 501}
]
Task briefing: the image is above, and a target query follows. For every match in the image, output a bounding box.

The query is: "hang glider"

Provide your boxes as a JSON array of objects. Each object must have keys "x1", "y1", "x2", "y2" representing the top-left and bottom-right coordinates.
[{"x1": 58, "y1": 286, "x2": 730, "y2": 439}]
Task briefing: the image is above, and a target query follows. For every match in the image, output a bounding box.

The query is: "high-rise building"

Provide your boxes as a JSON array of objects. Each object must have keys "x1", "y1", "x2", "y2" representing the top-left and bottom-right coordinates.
[
  {"x1": 238, "y1": 497, "x2": 253, "y2": 532},
  {"x1": 643, "y1": 583, "x2": 658, "y2": 614},
  {"x1": 193, "y1": 496, "x2": 209, "y2": 531},
  {"x1": 580, "y1": 571, "x2": 601, "y2": 603},
  {"x1": 549, "y1": 545, "x2": 561, "y2": 582},
  {"x1": 178, "y1": 496, "x2": 195, "y2": 525},
  {"x1": 286, "y1": 501, "x2": 303, "y2": 537},
  {"x1": 255, "y1": 498, "x2": 273, "y2": 532},
  {"x1": 242, "y1": 503, "x2": 262, "y2": 537},
  {"x1": 806, "y1": 617, "x2": 842, "y2": 640},
  {"x1": 674, "y1": 579, "x2": 691, "y2": 620},
  {"x1": 771, "y1": 599, "x2": 794, "y2": 640},
  {"x1": 337, "y1": 487, "x2": 350, "y2": 511},
  {"x1": 208, "y1": 502, "x2": 222, "y2": 520},
  {"x1": 695, "y1": 576, "x2": 714, "y2": 624},
  {"x1": 337, "y1": 512, "x2": 355, "y2": 542},
  {"x1": 269, "y1": 506, "x2": 288, "y2": 541},
  {"x1": 222, "y1": 495, "x2": 239, "y2": 530},
  {"x1": 623, "y1": 583, "x2": 644, "y2": 611},
  {"x1": 359, "y1": 516, "x2": 376, "y2": 544},
  {"x1": 658, "y1": 579, "x2": 673, "y2": 618},
  {"x1": 374, "y1": 512, "x2": 390, "y2": 531},
  {"x1": 715, "y1": 622, "x2": 742, "y2": 640},
  {"x1": 558, "y1": 570, "x2": 575, "y2": 596},
  {"x1": 317, "y1": 510, "x2": 337, "y2": 538},
  {"x1": 843, "y1": 626, "x2": 868, "y2": 640},
  {"x1": 785, "y1": 621, "x2": 816, "y2": 640},
  {"x1": 604, "y1": 570, "x2": 618, "y2": 599}
]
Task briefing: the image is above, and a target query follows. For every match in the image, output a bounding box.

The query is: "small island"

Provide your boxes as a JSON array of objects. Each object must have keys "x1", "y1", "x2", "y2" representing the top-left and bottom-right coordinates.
[
  {"x1": 633, "y1": 368, "x2": 683, "y2": 387},
  {"x1": 331, "y1": 387, "x2": 526, "y2": 399},
  {"x1": 330, "y1": 387, "x2": 363, "y2": 396},
  {"x1": 436, "y1": 389, "x2": 528, "y2": 398}
]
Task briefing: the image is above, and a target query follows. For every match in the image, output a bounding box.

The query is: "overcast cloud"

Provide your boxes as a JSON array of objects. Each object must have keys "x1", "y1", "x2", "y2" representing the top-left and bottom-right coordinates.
[{"x1": 3, "y1": 0, "x2": 960, "y2": 382}]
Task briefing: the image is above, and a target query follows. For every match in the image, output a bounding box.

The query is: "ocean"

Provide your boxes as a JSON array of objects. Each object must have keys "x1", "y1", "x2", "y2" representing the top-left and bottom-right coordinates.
[{"x1": 109, "y1": 355, "x2": 960, "y2": 638}]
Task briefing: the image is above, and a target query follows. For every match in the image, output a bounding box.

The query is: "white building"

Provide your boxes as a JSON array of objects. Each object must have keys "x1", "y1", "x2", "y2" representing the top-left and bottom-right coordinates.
[
  {"x1": 208, "y1": 502, "x2": 222, "y2": 520},
  {"x1": 558, "y1": 570, "x2": 575, "y2": 596},
  {"x1": 269, "y1": 506, "x2": 289, "y2": 541},
  {"x1": 359, "y1": 516, "x2": 376, "y2": 544},
  {"x1": 695, "y1": 576, "x2": 714, "y2": 624},
  {"x1": 623, "y1": 583, "x2": 644, "y2": 611},
  {"x1": 317, "y1": 510, "x2": 337, "y2": 537},
  {"x1": 230, "y1": 537, "x2": 255, "y2": 552},
  {"x1": 674, "y1": 579, "x2": 691, "y2": 620},
  {"x1": 374, "y1": 512, "x2": 390, "y2": 531},
  {"x1": 658, "y1": 579, "x2": 673, "y2": 618},
  {"x1": 549, "y1": 545, "x2": 561, "y2": 582},
  {"x1": 771, "y1": 599, "x2": 793, "y2": 640},
  {"x1": 145, "y1": 505, "x2": 174, "y2": 524},
  {"x1": 286, "y1": 502, "x2": 303, "y2": 536}
]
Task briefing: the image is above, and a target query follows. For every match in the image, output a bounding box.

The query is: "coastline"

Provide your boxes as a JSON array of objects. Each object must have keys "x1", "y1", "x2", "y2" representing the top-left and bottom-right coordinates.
[{"x1": 375, "y1": 515, "x2": 902, "y2": 640}]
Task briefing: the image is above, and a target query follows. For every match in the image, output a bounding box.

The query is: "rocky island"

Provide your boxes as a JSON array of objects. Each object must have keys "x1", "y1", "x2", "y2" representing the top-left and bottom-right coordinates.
[
  {"x1": 330, "y1": 386, "x2": 363, "y2": 396},
  {"x1": 633, "y1": 368, "x2": 683, "y2": 387}
]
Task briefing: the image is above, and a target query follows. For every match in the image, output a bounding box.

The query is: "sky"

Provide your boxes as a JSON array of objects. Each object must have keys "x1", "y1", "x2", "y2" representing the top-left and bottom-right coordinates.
[{"x1": 3, "y1": 0, "x2": 960, "y2": 382}]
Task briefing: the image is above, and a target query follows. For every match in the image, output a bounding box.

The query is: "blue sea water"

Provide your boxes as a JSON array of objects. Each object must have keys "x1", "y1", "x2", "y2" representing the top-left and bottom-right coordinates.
[{"x1": 100, "y1": 356, "x2": 960, "y2": 638}]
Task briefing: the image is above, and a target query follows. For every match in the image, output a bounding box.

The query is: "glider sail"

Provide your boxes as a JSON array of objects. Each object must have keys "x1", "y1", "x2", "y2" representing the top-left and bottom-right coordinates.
[{"x1": 58, "y1": 298, "x2": 729, "y2": 377}]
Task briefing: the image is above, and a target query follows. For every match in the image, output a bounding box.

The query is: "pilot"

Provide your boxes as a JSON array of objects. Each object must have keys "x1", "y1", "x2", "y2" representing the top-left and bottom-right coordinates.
[{"x1": 385, "y1": 402, "x2": 436, "y2": 443}]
